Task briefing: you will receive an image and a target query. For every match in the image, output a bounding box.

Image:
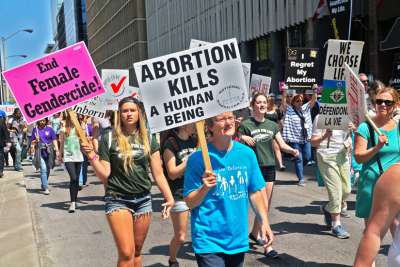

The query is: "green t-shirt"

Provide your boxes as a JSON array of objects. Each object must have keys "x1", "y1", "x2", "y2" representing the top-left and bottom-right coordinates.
[
  {"x1": 98, "y1": 131, "x2": 160, "y2": 196},
  {"x1": 162, "y1": 136, "x2": 196, "y2": 200},
  {"x1": 238, "y1": 118, "x2": 278, "y2": 167},
  {"x1": 356, "y1": 121, "x2": 400, "y2": 177}
]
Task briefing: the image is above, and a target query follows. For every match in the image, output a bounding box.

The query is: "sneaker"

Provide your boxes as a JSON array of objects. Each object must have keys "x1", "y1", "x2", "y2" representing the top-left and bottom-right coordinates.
[
  {"x1": 306, "y1": 160, "x2": 316, "y2": 166},
  {"x1": 249, "y1": 233, "x2": 266, "y2": 246},
  {"x1": 320, "y1": 205, "x2": 332, "y2": 228},
  {"x1": 332, "y1": 225, "x2": 350, "y2": 239},
  {"x1": 279, "y1": 165, "x2": 286, "y2": 171},
  {"x1": 69, "y1": 202, "x2": 76, "y2": 213},
  {"x1": 264, "y1": 249, "x2": 279, "y2": 259},
  {"x1": 43, "y1": 189, "x2": 50, "y2": 195},
  {"x1": 298, "y1": 180, "x2": 306, "y2": 186},
  {"x1": 168, "y1": 259, "x2": 179, "y2": 267},
  {"x1": 15, "y1": 168, "x2": 23, "y2": 172}
]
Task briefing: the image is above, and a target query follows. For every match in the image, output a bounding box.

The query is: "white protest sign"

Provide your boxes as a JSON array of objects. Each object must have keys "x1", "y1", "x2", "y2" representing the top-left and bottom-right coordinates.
[
  {"x1": 0, "y1": 104, "x2": 16, "y2": 116},
  {"x1": 317, "y1": 39, "x2": 364, "y2": 130},
  {"x1": 323, "y1": 39, "x2": 364, "y2": 81},
  {"x1": 134, "y1": 38, "x2": 248, "y2": 133},
  {"x1": 73, "y1": 84, "x2": 140, "y2": 118},
  {"x1": 345, "y1": 63, "x2": 366, "y2": 127},
  {"x1": 72, "y1": 96, "x2": 107, "y2": 118},
  {"x1": 101, "y1": 69, "x2": 130, "y2": 110},
  {"x1": 190, "y1": 39, "x2": 251, "y2": 90},
  {"x1": 250, "y1": 74, "x2": 272, "y2": 97}
]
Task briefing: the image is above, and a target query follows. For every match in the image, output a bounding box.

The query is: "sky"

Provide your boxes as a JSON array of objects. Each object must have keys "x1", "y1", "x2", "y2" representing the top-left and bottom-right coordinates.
[{"x1": 0, "y1": 0, "x2": 53, "y2": 70}]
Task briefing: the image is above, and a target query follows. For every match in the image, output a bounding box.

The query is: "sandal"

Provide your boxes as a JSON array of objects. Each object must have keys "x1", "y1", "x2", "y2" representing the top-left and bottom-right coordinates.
[{"x1": 264, "y1": 249, "x2": 279, "y2": 259}]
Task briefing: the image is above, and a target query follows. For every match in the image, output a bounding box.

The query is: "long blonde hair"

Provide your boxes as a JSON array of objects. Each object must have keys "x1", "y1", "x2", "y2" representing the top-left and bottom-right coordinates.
[{"x1": 114, "y1": 97, "x2": 150, "y2": 173}]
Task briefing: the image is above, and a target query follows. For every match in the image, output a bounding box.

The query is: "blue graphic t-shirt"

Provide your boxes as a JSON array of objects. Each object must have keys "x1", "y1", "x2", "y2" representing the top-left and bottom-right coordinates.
[{"x1": 184, "y1": 141, "x2": 265, "y2": 254}]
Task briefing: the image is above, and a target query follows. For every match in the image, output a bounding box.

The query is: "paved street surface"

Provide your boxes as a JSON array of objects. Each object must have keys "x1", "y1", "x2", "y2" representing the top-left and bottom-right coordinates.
[{"x1": 23, "y1": 160, "x2": 391, "y2": 267}]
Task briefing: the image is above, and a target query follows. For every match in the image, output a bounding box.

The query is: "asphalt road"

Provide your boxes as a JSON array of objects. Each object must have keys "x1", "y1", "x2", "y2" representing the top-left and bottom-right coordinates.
[{"x1": 23, "y1": 160, "x2": 390, "y2": 267}]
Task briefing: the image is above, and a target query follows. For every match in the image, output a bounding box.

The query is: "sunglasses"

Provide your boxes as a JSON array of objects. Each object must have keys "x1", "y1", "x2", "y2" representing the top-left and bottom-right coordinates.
[
  {"x1": 361, "y1": 80, "x2": 368, "y2": 84},
  {"x1": 375, "y1": 99, "x2": 395, "y2": 106}
]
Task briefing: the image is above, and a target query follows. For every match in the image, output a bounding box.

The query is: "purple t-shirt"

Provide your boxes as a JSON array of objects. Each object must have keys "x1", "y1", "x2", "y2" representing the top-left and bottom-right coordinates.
[
  {"x1": 85, "y1": 123, "x2": 93, "y2": 137},
  {"x1": 31, "y1": 126, "x2": 56, "y2": 144}
]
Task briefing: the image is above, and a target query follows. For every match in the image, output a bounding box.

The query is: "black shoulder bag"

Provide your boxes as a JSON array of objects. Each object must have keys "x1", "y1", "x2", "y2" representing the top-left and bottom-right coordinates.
[{"x1": 293, "y1": 108, "x2": 308, "y2": 141}]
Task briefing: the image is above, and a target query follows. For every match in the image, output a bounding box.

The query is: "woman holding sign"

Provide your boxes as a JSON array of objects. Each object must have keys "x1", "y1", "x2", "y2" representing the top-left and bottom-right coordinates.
[
  {"x1": 281, "y1": 89, "x2": 317, "y2": 186},
  {"x1": 354, "y1": 87, "x2": 400, "y2": 233},
  {"x1": 184, "y1": 111, "x2": 274, "y2": 267},
  {"x1": 80, "y1": 96, "x2": 174, "y2": 267},
  {"x1": 239, "y1": 93, "x2": 299, "y2": 258}
]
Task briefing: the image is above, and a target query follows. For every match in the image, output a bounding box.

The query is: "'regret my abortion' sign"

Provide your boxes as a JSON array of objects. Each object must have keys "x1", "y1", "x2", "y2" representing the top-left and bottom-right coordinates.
[{"x1": 2, "y1": 42, "x2": 105, "y2": 124}]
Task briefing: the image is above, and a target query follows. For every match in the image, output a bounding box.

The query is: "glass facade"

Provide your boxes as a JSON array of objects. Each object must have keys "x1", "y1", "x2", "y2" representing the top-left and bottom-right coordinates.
[{"x1": 64, "y1": 0, "x2": 78, "y2": 46}]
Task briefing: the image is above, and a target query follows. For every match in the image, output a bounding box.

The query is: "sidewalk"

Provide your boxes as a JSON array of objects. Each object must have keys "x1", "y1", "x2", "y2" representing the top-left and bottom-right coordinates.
[{"x1": 0, "y1": 166, "x2": 40, "y2": 267}]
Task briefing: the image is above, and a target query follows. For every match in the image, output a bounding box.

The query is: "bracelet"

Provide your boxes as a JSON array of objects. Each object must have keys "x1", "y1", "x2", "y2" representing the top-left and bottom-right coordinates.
[{"x1": 88, "y1": 153, "x2": 99, "y2": 161}]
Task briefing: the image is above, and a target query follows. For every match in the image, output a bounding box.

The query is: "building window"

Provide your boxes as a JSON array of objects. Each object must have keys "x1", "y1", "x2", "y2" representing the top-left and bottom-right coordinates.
[
  {"x1": 256, "y1": 36, "x2": 271, "y2": 61},
  {"x1": 288, "y1": 23, "x2": 306, "y2": 47}
]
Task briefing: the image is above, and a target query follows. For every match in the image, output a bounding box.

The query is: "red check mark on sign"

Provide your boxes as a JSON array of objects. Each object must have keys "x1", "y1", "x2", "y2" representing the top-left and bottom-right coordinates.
[{"x1": 110, "y1": 76, "x2": 127, "y2": 94}]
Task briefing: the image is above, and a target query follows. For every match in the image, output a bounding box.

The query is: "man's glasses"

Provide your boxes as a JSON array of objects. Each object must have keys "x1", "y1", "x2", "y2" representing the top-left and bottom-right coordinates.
[{"x1": 375, "y1": 99, "x2": 395, "y2": 107}]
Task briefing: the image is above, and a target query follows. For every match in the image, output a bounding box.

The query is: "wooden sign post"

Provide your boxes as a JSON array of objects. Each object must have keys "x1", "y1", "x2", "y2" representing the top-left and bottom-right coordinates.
[
  {"x1": 195, "y1": 120, "x2": 212, "y2": 172},
  {"x1": 67, "y1": 109, "x2": 89, "y2": 146},
  {"x1": 365, "y1": 113, "x2": 388, "y2": 144}
]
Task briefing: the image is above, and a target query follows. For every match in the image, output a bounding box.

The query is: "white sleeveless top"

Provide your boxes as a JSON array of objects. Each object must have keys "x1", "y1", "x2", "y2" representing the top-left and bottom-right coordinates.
[{"x1": 388, "y1": 214, "x2": 400, "y2": 267}]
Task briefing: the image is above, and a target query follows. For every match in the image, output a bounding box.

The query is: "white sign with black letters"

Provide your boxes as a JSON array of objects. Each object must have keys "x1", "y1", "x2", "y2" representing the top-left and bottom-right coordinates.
[
  {"x1": 134, "y1": 38, "x2": 248, "y2": 133},
  {"x1": 324, "y1": 39, "x2": 364, "y2": 81},
  {"x1": 190, "y1": 39, "x2": 251, "y2": 89}
]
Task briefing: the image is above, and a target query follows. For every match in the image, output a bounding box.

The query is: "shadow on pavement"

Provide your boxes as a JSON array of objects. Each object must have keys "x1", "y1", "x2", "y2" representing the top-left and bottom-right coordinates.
[
  {"x1": 255, "y1": 253, "x2": 352, "y2": 266},
  {"x1": 146, "y1": 242, "x2": 195, "y2": 261},
  {"x1": 310, "y1": 200, "x2": 356, "y2": 211},
  {"x1": 26, "y1": 188, "x2": 44, "y2": 194},
  {"x1": 40, "y1": 195, "x2": 104, "y2": 211},
  {"x1": 274, "y1": 180, "x2": 299, "y2": 186},
  {"x1": 49, "y1": 181, "x2": 69, "y2": 189},
  {"x1": 272, "y1": 222, "x2": 331, "y2": 237},
  {"x1": 90, "y1": 180, "x2": 103, "y2": 185},
  {"x1": 275, "y1": 205, "x2": 321, "y2": 215}
]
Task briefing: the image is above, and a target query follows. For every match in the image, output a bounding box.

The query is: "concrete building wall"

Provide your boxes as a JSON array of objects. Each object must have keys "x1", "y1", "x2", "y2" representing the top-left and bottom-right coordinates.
[
  {"x1": 86, "y1": 0, "x2": 147, "y2": 85},
  {"x1": 146, "y1": 0, "x2": 320, "y2": 58}
]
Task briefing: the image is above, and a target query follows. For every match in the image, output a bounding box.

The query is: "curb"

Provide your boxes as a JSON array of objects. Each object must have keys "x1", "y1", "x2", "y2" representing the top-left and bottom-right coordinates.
[{"x1": 0, "y1": 169, "x2": 40, "y2": 267}]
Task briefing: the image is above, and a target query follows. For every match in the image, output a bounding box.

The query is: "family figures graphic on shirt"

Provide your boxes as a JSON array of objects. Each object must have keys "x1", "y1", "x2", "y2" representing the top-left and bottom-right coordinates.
[{"x1": 213, "y1": 166, "x2": 249, "y2": 201}]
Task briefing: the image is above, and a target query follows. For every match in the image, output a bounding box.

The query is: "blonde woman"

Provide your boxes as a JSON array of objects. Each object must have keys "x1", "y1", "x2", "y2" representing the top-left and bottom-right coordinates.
[{"x1": 81, "y1": 96, "x2": 174, "y2": 267}]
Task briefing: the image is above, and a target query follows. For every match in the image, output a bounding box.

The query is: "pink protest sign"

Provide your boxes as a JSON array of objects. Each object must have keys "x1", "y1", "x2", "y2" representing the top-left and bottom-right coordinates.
[{"x1": 2, "y1": 42, "x2": 105, "y2": 124}]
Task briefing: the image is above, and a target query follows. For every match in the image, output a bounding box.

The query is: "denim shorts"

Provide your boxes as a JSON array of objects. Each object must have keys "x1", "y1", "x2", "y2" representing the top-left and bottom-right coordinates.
[
  {"x1": 104, "y1": 193, "x2": 152, "y2": 216},
  {"x1": 170, "y1": 200, "x2": 189, "y2": 213}
]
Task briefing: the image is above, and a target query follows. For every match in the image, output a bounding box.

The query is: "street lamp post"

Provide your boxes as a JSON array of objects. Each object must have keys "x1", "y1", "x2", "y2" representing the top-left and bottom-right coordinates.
[{"x1": 0, "y1": 29, "x2": 33, "y2": 104}]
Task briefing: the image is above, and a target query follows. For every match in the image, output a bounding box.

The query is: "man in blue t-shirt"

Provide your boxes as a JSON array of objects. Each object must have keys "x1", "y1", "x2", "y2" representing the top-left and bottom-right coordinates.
[{"x1": 184, "y1": 112, "x2": 274, "y2": 267}]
